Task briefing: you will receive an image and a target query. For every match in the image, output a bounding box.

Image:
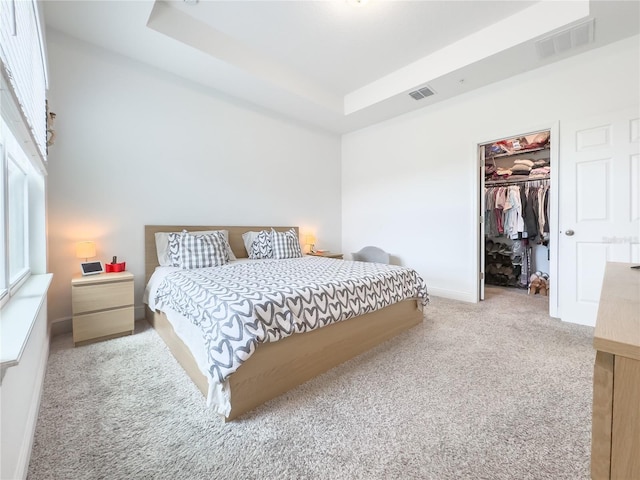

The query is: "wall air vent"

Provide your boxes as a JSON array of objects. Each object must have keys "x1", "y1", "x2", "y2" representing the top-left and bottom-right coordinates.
[
  {"x1": 409, "y1": 85, "x2": 435, "y2": 100},
  {"x1": 535, "y1": 18, "x2": 595, "y2": 59}
]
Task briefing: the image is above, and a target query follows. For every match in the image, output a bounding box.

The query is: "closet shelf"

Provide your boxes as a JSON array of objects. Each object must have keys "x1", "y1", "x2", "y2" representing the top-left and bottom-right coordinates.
[
  {"x1": 488, "y1": 146, "x2": 550, "y2": 159},
  {"x1": 485, "y1": 175, "x2": 550, "y2": 186}
]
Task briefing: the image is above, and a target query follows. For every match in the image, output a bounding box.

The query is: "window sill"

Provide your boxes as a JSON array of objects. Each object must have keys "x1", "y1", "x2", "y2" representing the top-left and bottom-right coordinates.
[{"x1": 0, "y1": 274, "x2": 53, "y2": 373}]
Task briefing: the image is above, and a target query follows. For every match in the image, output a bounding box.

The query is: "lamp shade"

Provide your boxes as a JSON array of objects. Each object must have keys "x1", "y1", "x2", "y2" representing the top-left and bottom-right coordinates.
[
  {"x1": 76, "y1": 241, "x2": 96, "y2": 259},
  {"x1": 305, "y1": 235, "x2": 316, "y2": 246}
]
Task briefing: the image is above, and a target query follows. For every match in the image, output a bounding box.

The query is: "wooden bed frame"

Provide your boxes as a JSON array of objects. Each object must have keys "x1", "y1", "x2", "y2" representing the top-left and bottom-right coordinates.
[{"x1": 145, "y1": 225, "x2": 424, "y2": 421}]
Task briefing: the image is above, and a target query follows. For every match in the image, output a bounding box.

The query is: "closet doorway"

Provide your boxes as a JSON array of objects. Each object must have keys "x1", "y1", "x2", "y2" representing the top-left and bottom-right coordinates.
[{"x1": 478, "y1": 127, "x2": 558, "y2": 317}]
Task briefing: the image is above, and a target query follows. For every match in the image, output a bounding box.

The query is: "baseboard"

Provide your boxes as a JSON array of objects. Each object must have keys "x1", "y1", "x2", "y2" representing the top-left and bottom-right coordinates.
[
  {"x1": 50, "y1": 317, "x2": 71, "y2": 336},
  {"x1": 135, "y1": 305, "x2": 146, "y2": 320},
  {"x1": 13, "y1": 331, "x2": 49, "y2": 480},
  {"x1": 427, "y1": 287, "x2": 477, "y2": 303},
  {"x1": 561, "y1": 317, "x2": 596, "y2": 328}
]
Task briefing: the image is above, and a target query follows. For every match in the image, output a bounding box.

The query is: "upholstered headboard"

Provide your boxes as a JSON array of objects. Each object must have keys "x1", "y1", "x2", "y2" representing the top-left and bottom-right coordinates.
[{"x1": 144, "y1": 225, "x2": 298, "y2": 285}]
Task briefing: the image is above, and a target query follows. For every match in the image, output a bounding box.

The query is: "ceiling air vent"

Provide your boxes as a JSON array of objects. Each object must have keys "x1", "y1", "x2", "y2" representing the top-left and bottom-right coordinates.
[
  {"x1": 409, "y1": 86, "x2": 435, "y2": 100},
  {"x1": 535, "y1": 18, "x2": 595, "y2": 59}
]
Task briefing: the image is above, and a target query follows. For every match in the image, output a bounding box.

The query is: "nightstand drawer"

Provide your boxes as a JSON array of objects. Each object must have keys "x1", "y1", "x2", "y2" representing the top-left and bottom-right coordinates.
[
  {"x1": 72, "y1": 280, "x2": 134, "y2": 314},
  {"x1": 73, "y1": 307, "x2": 134, "y2": 343}
]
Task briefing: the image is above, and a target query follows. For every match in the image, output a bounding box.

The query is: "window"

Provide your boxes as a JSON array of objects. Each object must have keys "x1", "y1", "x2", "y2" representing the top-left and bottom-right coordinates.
[
  {"x1": 0, "y1": 0, "x2": 48, "y2": 308},
  {"x1": 8, "y1": 152, "x2": 29, "y2": 284},
  {"x1": 0, "y1": 119, "x2": 37, "y2": 306},
  {"x1": 0, "y1": 0, "x2": 49, "y2": 375},
  {"x1": 0, "y1": 141, "x2": 5, "y2": 299}
]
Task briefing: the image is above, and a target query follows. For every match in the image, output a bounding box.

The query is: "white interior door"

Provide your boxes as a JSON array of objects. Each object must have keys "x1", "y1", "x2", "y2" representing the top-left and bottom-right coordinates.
[{"x1": 558, "y1": 108, "x2": 640, "y2": 326}]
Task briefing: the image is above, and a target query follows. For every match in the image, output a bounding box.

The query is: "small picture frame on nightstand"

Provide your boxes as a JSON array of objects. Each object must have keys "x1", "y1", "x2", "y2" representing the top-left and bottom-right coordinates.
[{"x1": 80, "y1": 261, "x2": 104, "y2": 276}]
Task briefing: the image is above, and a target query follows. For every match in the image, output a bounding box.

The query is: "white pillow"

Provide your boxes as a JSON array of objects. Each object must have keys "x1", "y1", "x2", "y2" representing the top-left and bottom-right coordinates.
[{"x1": 156, "y1": 230, "x2": 236, "y2": 266}]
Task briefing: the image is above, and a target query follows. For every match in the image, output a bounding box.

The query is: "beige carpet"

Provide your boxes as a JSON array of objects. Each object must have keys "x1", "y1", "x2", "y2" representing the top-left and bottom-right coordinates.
[{"x1": 28, "y1": 288, "x2": 595, "y2": 479}]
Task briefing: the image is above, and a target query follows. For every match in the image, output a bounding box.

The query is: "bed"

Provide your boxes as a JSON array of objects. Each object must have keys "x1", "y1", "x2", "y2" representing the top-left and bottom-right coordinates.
[{"x1": 144, "y1": 225, "x2": 428, "y2": 421}]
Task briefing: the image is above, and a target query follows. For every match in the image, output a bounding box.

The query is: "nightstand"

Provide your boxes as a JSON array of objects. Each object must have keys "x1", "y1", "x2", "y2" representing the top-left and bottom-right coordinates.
[
  {"x1": 307, "y1": 252, "x2": 344, "y2": 259},
  {"x1": 72, "y1": 271, "x2": 134, "y2": 346}
]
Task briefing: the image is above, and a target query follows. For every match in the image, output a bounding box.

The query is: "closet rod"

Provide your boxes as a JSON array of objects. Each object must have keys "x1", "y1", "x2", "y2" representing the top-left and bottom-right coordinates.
[{"x1": 485, "y1": 177, "x2": 550, "y2": 187}]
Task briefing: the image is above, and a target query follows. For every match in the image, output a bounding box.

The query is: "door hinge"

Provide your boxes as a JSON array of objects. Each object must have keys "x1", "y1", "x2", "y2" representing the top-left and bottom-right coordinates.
[
  {"x1": 480, "y1": 215, "x2": 484, "y2": 224},
  {"x1": 480, "y1": 272, "x2": 484, "y2": 280}
]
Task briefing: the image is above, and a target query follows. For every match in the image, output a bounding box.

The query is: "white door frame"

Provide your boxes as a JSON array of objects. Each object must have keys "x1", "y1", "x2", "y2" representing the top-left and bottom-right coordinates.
[{"x1": 473, "y1": 121, "x2": 560, "y2": 318}]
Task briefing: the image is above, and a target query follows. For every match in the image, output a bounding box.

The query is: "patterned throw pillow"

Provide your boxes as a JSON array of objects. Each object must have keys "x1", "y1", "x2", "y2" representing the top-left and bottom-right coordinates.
[
  {"x1": 157, "y1": 230, "x2": 235, "y2": 266},
  {"x1": 249, "y1": 230, "x2": 273, "y2": 259},
  {"x1": 167, "y1": 232, "x2": 183, "y2": 267},
  {"x1": 271, "y1": 228, "x2": 302, "y2": 259},
  {"x1": 168, "y1": 230, "x2": 229, "y2": 269}
]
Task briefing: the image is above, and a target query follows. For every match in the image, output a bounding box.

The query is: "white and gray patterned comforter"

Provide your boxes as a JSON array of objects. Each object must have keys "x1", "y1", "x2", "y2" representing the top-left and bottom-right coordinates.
[{"x1": 153, "y1": 257, "x2": 428, "y2": 383}]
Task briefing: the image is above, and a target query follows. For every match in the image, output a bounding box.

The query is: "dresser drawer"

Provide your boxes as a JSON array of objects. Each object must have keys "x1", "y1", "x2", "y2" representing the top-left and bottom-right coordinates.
[
  {"x1": 72, "y1": 280, "x2": 134, "y2": 314},
  {"x1": 73, "y1": 307, "x2": 134, "y2": 343}
]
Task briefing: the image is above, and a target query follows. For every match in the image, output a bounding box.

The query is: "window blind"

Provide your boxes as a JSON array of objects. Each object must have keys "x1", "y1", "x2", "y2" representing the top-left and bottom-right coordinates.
[{"x1": 0, "y1": 0, "x2": 48, "y2": 161}]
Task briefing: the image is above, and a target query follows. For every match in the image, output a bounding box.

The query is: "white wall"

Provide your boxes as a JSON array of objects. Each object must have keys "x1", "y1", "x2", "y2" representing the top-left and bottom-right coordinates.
[
  {"x1": 342, "y1": 36, "x2": 640, "y2": 302},
  {"x1": 0, "y1": 302, "x2": 49, "y2": 480},
  {"x1": 45, "y1": 31, "x2": 342, "y2": 325}
]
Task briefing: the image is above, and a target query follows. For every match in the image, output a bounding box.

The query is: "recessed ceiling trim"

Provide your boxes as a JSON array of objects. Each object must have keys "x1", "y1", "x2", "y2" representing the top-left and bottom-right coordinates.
[
  {"x1": 344, "y1": 0, "x2": 590, "y2": 115},
  {"x1": 147, "y1": 0, "x2": 342, "y2": 113},
  {"x1": 42, "y1": 0, "x2": 639, "y2": 134}
]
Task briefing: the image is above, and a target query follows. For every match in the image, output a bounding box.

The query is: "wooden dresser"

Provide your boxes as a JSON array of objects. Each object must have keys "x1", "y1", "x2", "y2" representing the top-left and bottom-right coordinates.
[{"x1": 591, "y1": 262, "x2": 640, "y2": 480}]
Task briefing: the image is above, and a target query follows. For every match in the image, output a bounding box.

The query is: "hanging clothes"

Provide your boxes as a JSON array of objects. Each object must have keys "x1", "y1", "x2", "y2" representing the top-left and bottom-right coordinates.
[
  {"x1": 484, "y1": 179, "x2": 550, "y2": 288},
  {"x1": 485, "y1": 179, "x2": 549, "y2": 241},
  {"x1": 525, "y1": 187, "x2": 539, "y2": 241}
]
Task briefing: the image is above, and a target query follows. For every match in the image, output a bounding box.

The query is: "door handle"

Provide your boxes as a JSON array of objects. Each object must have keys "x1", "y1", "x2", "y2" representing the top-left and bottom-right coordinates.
[{"x1": 565, "y1": 229, "x2": 575, "y2": 236}]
